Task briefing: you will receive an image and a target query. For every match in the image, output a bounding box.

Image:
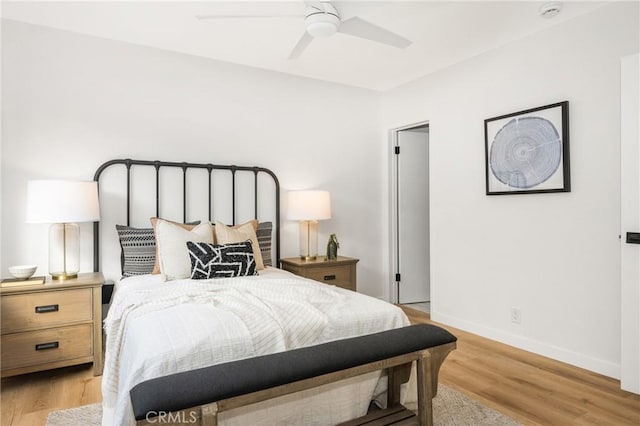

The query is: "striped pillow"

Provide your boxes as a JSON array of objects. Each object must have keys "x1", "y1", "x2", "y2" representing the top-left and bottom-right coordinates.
[
  {"x1": 257, "y1": 221, "x2": 273, "y2": 267},
  {"x1": 115, "y1": 225, "x2": 156, "y2": 277}
]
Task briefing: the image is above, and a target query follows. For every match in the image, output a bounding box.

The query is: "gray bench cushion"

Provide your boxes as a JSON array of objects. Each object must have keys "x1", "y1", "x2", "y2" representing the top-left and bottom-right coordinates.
[{"x1": 130, "y1": 323, "x2": 456, "y2": 421}]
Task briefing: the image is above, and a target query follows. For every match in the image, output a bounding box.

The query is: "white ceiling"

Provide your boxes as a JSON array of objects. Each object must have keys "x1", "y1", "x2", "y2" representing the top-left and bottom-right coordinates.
[{"x1": 2, "y1": 1, "x2": 608, "y2": 91}]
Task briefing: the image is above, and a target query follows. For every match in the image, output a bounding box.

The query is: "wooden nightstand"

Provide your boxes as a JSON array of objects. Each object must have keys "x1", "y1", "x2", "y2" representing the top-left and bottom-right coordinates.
[
  {"x1": 1, "y1": 272, "x2": 104, "y2": 377},
  {"x1": 280, "y1": 256, "x2": 359, "y2": 291}
]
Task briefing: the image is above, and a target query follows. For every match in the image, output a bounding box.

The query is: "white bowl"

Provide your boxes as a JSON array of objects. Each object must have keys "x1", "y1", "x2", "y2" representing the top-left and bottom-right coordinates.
[{"x1": 8, "y1": 265, "x2": 37, "y2": 279}]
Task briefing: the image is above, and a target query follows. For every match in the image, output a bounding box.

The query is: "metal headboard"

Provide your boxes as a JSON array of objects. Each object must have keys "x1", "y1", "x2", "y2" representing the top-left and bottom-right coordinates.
[{"x1": 92, "y1": 159, "x2": 280, "y2": 273}]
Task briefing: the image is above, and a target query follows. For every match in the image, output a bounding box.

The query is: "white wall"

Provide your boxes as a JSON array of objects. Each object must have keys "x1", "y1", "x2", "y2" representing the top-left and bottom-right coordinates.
[
  {"x1": 380, "y1": 2, "x2": 639, "y2": 378},
  {"x1": 1, "y1": 20, "x2": 385, "y2": 296}
]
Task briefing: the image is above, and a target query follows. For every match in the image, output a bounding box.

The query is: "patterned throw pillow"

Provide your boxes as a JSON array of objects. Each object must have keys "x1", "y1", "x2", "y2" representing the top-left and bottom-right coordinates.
[
  {"x1": 187, "y1": 241, "x2": 257, "y2": 279},
  {"x1": 256, "y1": 221, "x2": 273, "y2": 267},
  {"x1": 115, "y1": 225, "x2": 156, "y2": 277}
]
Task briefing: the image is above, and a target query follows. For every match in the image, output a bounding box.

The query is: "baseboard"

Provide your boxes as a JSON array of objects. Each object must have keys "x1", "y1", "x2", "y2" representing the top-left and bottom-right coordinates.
[{"x1": 431, "y1": 311, "x2": 620, "y2": 379}]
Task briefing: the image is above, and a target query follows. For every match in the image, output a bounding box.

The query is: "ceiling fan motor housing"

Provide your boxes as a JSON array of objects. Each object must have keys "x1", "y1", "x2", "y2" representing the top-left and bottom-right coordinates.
[{"x1": 305, "y1": 3, "x2": 340, "y2": 37}]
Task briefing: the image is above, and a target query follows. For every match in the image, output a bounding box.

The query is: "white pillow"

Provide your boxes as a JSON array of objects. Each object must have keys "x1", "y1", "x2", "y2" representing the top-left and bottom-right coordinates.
[
  {"x1": 156, "y1": 220, "x2": 213, "y2": 280},
  {"x1": 214, "y1": 221, "x2": 264, "y2": 270}
]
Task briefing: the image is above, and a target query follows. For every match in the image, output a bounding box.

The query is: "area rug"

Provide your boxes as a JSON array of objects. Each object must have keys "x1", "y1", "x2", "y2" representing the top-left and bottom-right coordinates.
[{"x1": 46, "y1": 384, "x2": 520, "y2": 426}]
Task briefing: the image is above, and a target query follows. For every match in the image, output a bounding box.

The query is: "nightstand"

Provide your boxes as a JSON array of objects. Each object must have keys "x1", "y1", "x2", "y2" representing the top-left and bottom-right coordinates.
[
  {"x1": 1, "y1": 272, "x2": 104, "y2": 377},
  {"x1": 280, "y1": 256, "x2": 359, "y2": 291}
]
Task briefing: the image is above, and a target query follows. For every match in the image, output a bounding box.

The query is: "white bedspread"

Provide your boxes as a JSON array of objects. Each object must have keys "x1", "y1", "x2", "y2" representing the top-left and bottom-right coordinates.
[{"x1": 102, "y1": 268, "x2": 409, "y2": 425}]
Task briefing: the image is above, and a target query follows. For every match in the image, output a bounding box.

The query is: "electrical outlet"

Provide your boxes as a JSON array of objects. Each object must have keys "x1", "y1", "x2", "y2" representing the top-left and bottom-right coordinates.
[{"x1": 511, "y1": 308, "x2": 522, "y2": 324}]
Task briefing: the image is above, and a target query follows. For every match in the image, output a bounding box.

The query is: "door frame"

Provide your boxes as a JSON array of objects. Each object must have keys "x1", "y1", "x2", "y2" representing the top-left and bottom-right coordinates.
[
  {"x1": 388, "y1": 120, "x2": 430, "y2": 304},
  {"x1": 620, "y1": 53, "x2": 639, "y2": 393}
]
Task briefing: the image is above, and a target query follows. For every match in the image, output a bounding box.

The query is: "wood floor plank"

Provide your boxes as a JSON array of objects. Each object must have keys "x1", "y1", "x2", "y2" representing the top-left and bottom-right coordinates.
[{"x1": 1, "y1": 306, "x2": 638, "y2": 426}]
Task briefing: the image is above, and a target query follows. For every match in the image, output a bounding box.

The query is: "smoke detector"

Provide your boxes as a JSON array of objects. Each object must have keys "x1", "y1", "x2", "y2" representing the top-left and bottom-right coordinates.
[{"x1": 539, "y1": 2, "x2": 562, "y2": 19}]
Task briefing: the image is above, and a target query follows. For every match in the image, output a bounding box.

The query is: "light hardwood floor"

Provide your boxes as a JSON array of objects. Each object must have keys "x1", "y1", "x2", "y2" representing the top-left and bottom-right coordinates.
[
  {"x1": 1, "y1": 363, "x2": 101, "y2": 425},
  {"x1": 1, "y1": 306, "x2": 638, "y2": 425},
  {"x1": 401, "y1": 306, "x2": 640, "y2": 425}
]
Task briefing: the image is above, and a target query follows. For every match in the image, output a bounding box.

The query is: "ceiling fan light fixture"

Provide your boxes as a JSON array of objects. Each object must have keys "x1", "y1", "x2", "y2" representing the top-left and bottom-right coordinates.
[
  {"x1": 305, "y1": 11, "x2": 339, "y2": 37},
  {"x1": 306, "y1": 20, "x2": 338, "y2": 37}
]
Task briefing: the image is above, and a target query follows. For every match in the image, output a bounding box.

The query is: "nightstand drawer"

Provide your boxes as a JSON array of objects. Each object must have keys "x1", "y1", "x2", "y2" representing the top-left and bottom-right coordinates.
[
  {"x1": 1, "y1": 324, "x2": 92, "y2": 370},
  {"x1": 280, "y1": 256, "x2": 359, "y2": 291},
  {"x1": 1, "y1": 288, "x2": 92, "y2": 333},
  {"x1": 305, "y1": 265, "x2": 353, "y2": 287}
]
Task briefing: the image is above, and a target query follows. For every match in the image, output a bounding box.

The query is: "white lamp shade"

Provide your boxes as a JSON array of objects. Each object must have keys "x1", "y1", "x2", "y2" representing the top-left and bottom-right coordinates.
[
  {"x1": 287, "y1": 190, "x2": 331, "y2": 221},
  {"x1": 26, "y1": 180, "x2": 100, "y2": 224}
]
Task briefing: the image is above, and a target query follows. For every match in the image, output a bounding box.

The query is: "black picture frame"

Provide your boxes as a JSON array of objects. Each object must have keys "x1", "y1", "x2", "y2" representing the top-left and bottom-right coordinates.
[{"x1": 484, "y1": 101, "x2": 570, "y2": 195}]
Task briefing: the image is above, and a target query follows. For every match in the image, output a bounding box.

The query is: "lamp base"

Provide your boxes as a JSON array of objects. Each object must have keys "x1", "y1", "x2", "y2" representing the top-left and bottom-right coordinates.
[
  {"x1": 299, "y1": 255, "x2": 317, "y2": 261},
  {"x1": 299, "y1": 220, "x2": 319, "y2": 261},
  {"x1": 51, "y1": 272, "x2": 78, "y2": 280},
  {"x1": 49, "y1": 223, "x2": 80, "y2": 281}
]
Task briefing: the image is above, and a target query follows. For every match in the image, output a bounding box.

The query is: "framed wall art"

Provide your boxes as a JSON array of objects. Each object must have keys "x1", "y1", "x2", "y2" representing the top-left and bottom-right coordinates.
[{"x1": 484, "y1": 101, "x2": 570, "y2": 195}]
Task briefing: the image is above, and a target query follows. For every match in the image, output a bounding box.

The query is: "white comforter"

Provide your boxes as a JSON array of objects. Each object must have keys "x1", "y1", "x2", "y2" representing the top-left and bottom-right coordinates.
[{"x1": 102, "y1": 268, "x2": 409, "y2": 425}]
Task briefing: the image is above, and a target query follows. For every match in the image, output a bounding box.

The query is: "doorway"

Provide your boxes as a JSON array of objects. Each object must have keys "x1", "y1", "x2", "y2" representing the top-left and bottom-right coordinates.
[{"x1": 391, "y1": 122, "x2": 430, "y2": 305}]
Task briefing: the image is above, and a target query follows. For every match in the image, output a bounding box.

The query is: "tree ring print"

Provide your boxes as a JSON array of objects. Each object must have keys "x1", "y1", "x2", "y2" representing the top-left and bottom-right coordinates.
[{"x1": 489, "y1": 116, "x2": 561, "y2": 189}]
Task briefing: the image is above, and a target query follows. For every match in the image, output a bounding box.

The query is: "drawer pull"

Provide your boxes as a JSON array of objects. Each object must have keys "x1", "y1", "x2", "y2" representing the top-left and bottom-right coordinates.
[
  {"x1": 35, "y1": 341, "x2": 59, "y2": 351},
  {"x1": 324, "y1": 275, "x2": 336, "y2": 281},
  {"x1": 35, "y1": 304, "x2": 59, "y2": 314}
]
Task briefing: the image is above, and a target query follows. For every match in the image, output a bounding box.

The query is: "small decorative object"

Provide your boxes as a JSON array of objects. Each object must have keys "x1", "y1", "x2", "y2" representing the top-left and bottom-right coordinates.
[
  {"x1": 484, "y1": 101, "x2": 570, "y2": 195},
  {"x1": 8, "y1": 264, "x2": 37, "y2": 279},
  {"x1": 287, "y1": 190, "x2": 332, "y2": 261},
  {"x1": 26, "y1": 180, "x2": 100, "y2": 280},
  {"x1": 326, "y1": 234, "x2": 339, "y2": 260}
]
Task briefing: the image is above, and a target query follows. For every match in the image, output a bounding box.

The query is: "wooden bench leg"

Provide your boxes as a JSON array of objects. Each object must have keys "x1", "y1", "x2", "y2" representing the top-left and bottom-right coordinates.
[
  {"x1": 387, "y1": 363, "x2": 412, "y2": 407},
  {"x1": 417, "y1": 353, "x2": 435, "y2": 426},
  {"x1": 416, "y1": 343, "x2": 456, "y2": 426},
  {"x1": 201, "y1": 403, "x2": 219, "y2": 426}
]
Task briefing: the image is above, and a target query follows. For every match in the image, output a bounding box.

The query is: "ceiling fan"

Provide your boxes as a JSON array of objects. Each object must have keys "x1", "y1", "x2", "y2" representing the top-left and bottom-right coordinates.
[{"x1": 196, "y1": 1, "x2": 412, "y2": 59}]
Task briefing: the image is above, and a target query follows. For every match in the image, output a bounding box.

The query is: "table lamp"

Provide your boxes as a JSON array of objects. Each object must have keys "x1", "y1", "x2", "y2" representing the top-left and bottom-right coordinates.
[
  {"x1": 287, "y1": 190, "x2": 331, "y2": 260},
  {"x1": 26, "y1": 180, "x2": 100, "y2": 280}
]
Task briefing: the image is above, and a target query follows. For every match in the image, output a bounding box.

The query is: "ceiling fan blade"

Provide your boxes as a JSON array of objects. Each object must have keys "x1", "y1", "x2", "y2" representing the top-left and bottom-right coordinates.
[
  {"x1": 288, "y1": 32, "x2": 313, "y2": 59},
  {"x1": 196, "y1": 14, "x2": 302, "y2": 20},
  {"x1": 338, "y1": 17, "x2": 411, "y2": 49}
]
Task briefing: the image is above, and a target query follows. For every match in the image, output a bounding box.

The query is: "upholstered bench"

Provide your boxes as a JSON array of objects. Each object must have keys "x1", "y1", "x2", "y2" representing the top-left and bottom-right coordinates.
[{"x1": 130, "y1": 323, "x2": 457, "y2": 426}]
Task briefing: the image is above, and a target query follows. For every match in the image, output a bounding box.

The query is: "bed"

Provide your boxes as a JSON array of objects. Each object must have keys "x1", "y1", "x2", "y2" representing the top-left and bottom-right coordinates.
[{"x1": 94, "y1": 159, "x2": 411, "y2": 426}]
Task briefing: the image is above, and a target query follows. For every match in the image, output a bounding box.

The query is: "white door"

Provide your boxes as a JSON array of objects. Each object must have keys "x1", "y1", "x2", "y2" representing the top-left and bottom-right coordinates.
[
  {"x1": 620, "y1": 53, "x2": 639, "y2": 394},
  {"x1": 395, "y1": 125, "x2": 430, "y2": 304}
]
